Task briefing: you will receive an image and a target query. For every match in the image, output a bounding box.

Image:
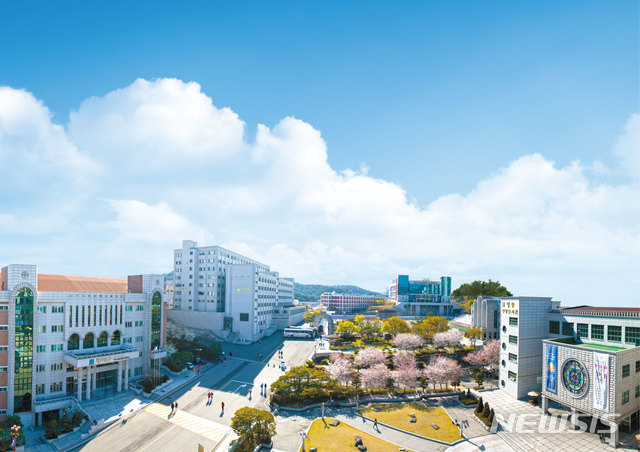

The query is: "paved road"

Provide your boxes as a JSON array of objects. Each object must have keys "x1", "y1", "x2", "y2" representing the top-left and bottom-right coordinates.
[{"x1": 76, "y1": 332, "x2": 319, "y2": 452}]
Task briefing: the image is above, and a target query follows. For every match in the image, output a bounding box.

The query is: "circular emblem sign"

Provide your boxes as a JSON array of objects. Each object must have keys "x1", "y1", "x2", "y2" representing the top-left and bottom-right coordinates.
[
  {"x1": 21, "y1": 271, "x2": 29, "y2": 279},
  {"x1": 562, "y1": 359, "x2": 589, "y2": 397}
]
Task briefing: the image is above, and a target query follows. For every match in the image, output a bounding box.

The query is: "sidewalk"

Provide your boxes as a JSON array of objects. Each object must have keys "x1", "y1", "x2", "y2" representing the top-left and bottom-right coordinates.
[{"x1": 49, "y1": 362, "x2": 218, "y2": 451}]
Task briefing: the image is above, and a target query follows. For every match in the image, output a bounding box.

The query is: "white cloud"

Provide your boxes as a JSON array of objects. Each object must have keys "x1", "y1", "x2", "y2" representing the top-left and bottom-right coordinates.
[
  {"x1": 612, "y1": 113, "x2": 639, "y2": 179},
  {"x1": 0, "y1": 79, "x2": 638, "y2": 306}
]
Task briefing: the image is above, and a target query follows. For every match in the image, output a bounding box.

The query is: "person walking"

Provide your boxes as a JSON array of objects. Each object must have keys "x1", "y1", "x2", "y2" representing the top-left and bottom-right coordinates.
[
  {"x1": 170, "y1": 402, "x2": 174, "y2": 413},
  {"x1": 174, "y1": 402, "x2": 178, "y2": 412},
  {"x1": 373, "y1": 418, "x2": 378, "y2": 430},
  {"x1": 221, "y1": 401, "x2": 225, "y2": 412}
]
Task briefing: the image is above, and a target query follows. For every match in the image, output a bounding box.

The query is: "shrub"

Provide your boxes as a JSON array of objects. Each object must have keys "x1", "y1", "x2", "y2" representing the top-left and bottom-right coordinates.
[
  {"x1": 487, "y1": 408, "x2": 495, "y2": 426},
  {"x1": 319, "y1": 358, "x2": 329, "y2": 365},
  {"x1": 474, "y1": 397, "x2": 483, "y2": 416},
  {"x1": 162, "y1": 374, "x2": 169, "y2": 382},
  {"x1": 0, "y1": 415, "x2": 25, "y2": 450},
  {"x1": 458, "y1": 393, "x2": 477, "y2": 405},
  {"x1": 59, "y1": 416, "x2": 73, "y2": 433},
  {"x1": 142, "y1": 378, "x2": 155, "y2": 393},
  {"x1": 72, "y1": 411, "x2": 83, "y2": 427},
  {"x1": 482, "y1": 402, "x2": 490, "y2": 419},
  {"x1": 305, "y1": 360, "x2": 315, "y2": 368},
  {"x1": 45, "y1": 419, "x2": 59, "y2": 439}
]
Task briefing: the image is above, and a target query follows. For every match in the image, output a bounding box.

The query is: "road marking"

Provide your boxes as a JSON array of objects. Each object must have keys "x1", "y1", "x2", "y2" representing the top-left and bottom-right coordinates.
[{"x1": 144, "y1": 402, "x2": 230, "y2": 443}]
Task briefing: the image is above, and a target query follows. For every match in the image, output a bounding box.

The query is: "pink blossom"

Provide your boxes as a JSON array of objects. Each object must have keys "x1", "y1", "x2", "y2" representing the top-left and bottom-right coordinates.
[
  {"x1": 327, "y1": 354, "x2": 354, "y2": 386},
  {"x1": 394, "y1": 365, "x2": 420, "y2": 390},
  {"x1": 355, "y1": 346, "x2": 386, "y2": 368},
  {"x1": 392, "y1": 333, "x2": 423, "y2": 350},
  {"x1": 393, "y1": 350, "x2": 416, "y2": 369},
  {"x1": 464, "y1": 340, "x2": 500, "y2": 366},
  {"x1": 432, "y1": 329, "x2": 464, "y2": 348},
  {"x1": 423, "y1": 356, "x2": 462, "y2": 389},
  {"x1": 360, "y1": 363, "x2": 391, "y2": 389}
]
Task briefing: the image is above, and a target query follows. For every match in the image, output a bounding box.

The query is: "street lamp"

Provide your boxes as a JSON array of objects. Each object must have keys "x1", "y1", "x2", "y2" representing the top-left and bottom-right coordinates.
[{"x1": 10, "y1": 424, "x2": 21, "y2": 452}]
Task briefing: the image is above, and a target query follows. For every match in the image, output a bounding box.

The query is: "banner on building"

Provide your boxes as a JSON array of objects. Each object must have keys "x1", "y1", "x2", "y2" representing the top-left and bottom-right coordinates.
[
  {"x1": 593, "y1": 352, "x2": 609, "y2": 411},
  {"x1": 546, "y1": 344, "x2": 558, "y2": 394}
]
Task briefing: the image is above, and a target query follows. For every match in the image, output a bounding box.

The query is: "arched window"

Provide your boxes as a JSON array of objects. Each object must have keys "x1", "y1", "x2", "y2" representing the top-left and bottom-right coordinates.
[
  {"x1": 68, "y1": 333, "x2": 80, "y2": 350},
  {"x1": 97, "y1": 331, "x2": 108, "y2": 347},
  {"x1": 14, "y1": 287, "x2": 33, "y2": 413},
  {"x1": 83, "y1": 332, "x2": 94, "y2": 349},
  {"x1": 151, "y1": 291, "x2": 162, "y2": 349},
  {"x1": 111, "y1": 330, "x2": 121, "y2": 346}
]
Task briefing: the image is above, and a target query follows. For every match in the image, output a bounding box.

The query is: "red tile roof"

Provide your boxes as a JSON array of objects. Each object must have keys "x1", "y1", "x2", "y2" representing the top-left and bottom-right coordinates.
[{"x1": 38, "y1": 274, "x2": 128, "y2": 293}]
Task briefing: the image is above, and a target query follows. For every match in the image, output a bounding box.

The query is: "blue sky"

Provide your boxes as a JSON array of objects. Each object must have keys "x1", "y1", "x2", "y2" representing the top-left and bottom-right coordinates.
[{"x1": 0, "y1": 1, "x2": 638, "y2": 305}]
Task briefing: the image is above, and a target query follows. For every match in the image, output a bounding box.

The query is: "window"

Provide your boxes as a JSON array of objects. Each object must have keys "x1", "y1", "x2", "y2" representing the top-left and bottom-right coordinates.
[
  {"x1": 509, "y1": 353, "x2": 518, "y2": 363},
  {"x1": 136, "y1": 305, "x2": 144, "y2": 311},
  {"x1": 51, "y1": 363, "x2": 63, "y2": 371},
  {"x1": 0, "y1": 346, "x2": 6, "y2": 351},
  {"x1": 636, "y1": 361, "x2": 640, "y2": 373},
  {"x1": 0, "y1": 367, "x2": 6, "y2": 372},
  {"x1": 0, "y1": 326, "x2": 6, "y2": 331},
  {"x1": 622, "y1": 364, "x2": 630, "y2": 378},
  {"x1": 135, "y1": 336, "x2": 143, "y2": 343},
  {"x1": 509, "y1": 335, "x2": 518, "y2": 344},
  {"x1": 240, "y1": 313, "x2": 249, "y2": 322},
  {"x1": 576, "y1": 323, "x2": 588, "y2": 339},
  {"x1": 123, "y1": 337, "x2": 132, "y2": 344},
  {"x1": 562, "y1": 322, "x2": 574, "y2": 336},
  {"x1": 549, "y1": 321, "x2": 559, "y2": 334},
  {"x1": 37, "y1": 325, "x2": 46, "y2": 333},
  {"x1": 622, "y1": 391, "x2": 629, "y2": 404},
  {"x1": 508, "y1": 371, "x2": 517, "y2": 382},
  {"x1": 51, "y1": 325, "x2": 64, "y2": 333},
  {"x1": 134, "y1": 366, "x2": 143, "y2": 376},
  {"x1": 36, "y1": 345, "x2": 46, "y2": 352},
  {"x1": 97, "y1": 332, "x2": 108, "y2": 347},
  {"x1": 50, "y1": 381, "x2": 63, "y2": 393},
  {"x1": 591, "y1": 324, "x2": 604, "y2": 340},
  {"x1": 51, "y1": 344, "x2": 63, "y2": 351},
  {"x1": 509, "y1": 317, "x2": 518, "y2": 326},
  {"x1": 135, "y1": 320, "x2": 143, "y2": 327},
  {"x1": 111, "y1": 330, "x2": 120, "y2": 345},
  {"x1": 125, "y1": 305, "x2": 133, "y2": 312},
  {"x1": 635, "y1": 385, "x2": 639, "y2": 398},
  {"x1": 0, "y1": 306, "x2": 6, "y2": 310},
  {"x1": 37, "y1": 306, "x2": 46, "y2": 313},
  {"x1": 608, "y1": 326, "x2": 622, "y2": 342},
  {"x1": 125, "y1": 321, "x2": 132, "y2": 328},
  {"x1": 52, "y1": 306, "x2": 64, "y2": 313},
  {"x1": 82, "y1": 305, "x2": 85, "y2": 327},
  {"x1": 625, "y1": 327, "x2": 640, "y2": 345},
  {"x1": 35, "y1": 384, "x2": 44, "y2": 395},
  {"x1": 36, "y1": 364, "x2": 45, "y2": 372}
]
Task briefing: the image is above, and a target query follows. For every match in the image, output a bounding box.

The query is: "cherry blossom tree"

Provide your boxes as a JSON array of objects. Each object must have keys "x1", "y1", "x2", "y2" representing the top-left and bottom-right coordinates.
[
  {"x1": 423, "y1": 356, "x2": 461, "y2": 390},
  {"x1": 392, "y1": 333, "x2": 423, "y2": 350},
  {"x1": 394, "y1": 365, "x2": 420, "y2": 391},
  {"x1": 392, "y1": 350, "x2": 416, "y2": 369},
  {"x1": 463, "y1": 340, "x2": 500, "y2": 367},
  {"x1": 355, "y1": 346, "x2": 386, "y2": 368},
  {"x1": 432, "y1": 329, "x2": 464, "y2": 348},
  {"x1": 326, "y1": 354, "x2": 354, "y2": 386},
  {"x1": 360, "y1": 363, "x2": 390, "y2": 389}
]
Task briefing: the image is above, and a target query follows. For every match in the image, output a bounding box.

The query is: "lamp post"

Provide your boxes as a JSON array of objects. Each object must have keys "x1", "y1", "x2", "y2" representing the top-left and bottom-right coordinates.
[
  {"x1": 10, "y1": 424, "x2": 20, "y2": 452},
  {"x1": 196, "y1": 348, "x2": 202, "y2": 374}
]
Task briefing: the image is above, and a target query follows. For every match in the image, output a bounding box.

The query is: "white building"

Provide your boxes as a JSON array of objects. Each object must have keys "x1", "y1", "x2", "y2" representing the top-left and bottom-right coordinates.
[
  {"x1": 320, "y1": 292, "x2": 381, "y2": 314},
  {"x1": 170, "y1": 240, "x2": 295, "y2": 343},
  {"x1": 0, "y1": 264, "x2": 167, "y2": 426},
  {"x1": 471, "y1": 296, "x2": 501, "y2": 340}
]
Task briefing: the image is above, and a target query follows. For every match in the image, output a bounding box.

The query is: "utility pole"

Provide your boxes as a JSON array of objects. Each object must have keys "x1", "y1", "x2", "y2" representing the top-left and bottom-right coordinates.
[{"x1": 196, "y1": 348, "x2": 202, "y2": 374}]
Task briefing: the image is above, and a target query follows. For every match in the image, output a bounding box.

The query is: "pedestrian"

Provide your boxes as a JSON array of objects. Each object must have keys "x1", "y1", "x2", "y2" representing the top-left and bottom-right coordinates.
[
  {"x1": 373, "y1": 418, "x2": 378, "y2": 429},
  {"x1": 175, "y1": 402, "x2": 178, "y2": 411},
  {"x1": 229, "y1": 352, "x2": 232, "y2": 358},
  {"x1": 221, "y1": 401, "x2": 225, "y2": 411},
  {"x1": 170, "y1": 402, "x2": 174, "y2": 412}
]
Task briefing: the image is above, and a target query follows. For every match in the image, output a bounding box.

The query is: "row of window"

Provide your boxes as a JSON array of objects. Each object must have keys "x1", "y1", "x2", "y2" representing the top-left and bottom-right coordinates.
[
  {"x1": 35, "y1": 381, "x2": 63, "y2": 394},
  {"x1": 621, "y1": 385, "x2": 640, "y2": 404},
  {"x1": 549, "y1": 321, "x2": 640, "y2": 344}
]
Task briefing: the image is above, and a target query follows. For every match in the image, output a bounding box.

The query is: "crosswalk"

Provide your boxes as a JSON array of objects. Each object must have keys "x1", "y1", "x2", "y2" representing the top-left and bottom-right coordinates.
[{"x1": 144, "y1": 402, "x2": 230, "y2": 443}]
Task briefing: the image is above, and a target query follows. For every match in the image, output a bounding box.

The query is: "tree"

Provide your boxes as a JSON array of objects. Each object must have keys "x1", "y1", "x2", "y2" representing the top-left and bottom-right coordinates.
[
  {"x1": 382, "y1": 317, "x2": 410, "y2": 336},
  {"x1": 360, "y1": 363, "x2": 390, "y2": 389},
  {"x1": 394, "y1": 365, "x2": 419, "y2": 392},
  {"x1": 392, "y1": 350, "x2": 416, "y2": 369},
  {"x1": 60, "y1": 415, "x2": 73, "y2": 433},
  {"x1": 270, "y1": 365, "x2": 338, "y2": 405},
  {"x1": 452, "y1": 280, "x2": 512, "y2": 298},
  {"x1": 231, "y1": 407, "x2": 276, "y2": 452},
  {"x1": 0, "y1": 415, "x2": 24, "y2": 450},
  {"x1": 433, "y1": 329, "x2": 464, "y2": 348},
  {"x1": 411, "y1": 316, "x2": 449, "y2": 341},
  {"x1": 475, "y1": 372, "x2": 484, "y2": 387},
  {"x1": 463, "y1": 340, "x2": 500, "y2": 367},
  {"x1": 304, "y1": 308, "x2": 322, "y2": 324},
  {"x1": 45, "y1": 419, "x2": 59, "y2": 439},
  {"x1": 335, "y1": 320, "x2": 358, "y2": 340},
  {"x1": 355, "y1": 347, "x2": 386, "y2": 368},
  {"x1": 326, "y1": 354, "x2": 354, "y2": 386},
  {"x1": 465, "y1": 327, "x2": 483, "y2": 347},
  {"x1": 392, "y1": 333, "x2": 423, "y2": 350},
  {"x1": 474, "y1": 396, "x2": 484, "y2": 416},
  {"x1": 359, "y1": 319, "x2": 382, "y2": 342},
  {"x1": 423, "y1": 356, "x2": 461, "y2": 390}
]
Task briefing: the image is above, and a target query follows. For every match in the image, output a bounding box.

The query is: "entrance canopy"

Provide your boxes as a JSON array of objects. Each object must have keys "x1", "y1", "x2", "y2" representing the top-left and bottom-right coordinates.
[{"x1": 64, "y1": 345, "x2": 140, "y2": 368}]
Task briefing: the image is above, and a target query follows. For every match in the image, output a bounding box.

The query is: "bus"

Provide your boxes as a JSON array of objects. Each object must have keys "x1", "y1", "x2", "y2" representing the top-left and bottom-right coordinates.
[{"x1": 284, "y1": 327, "x2": 317, "y2": 339}]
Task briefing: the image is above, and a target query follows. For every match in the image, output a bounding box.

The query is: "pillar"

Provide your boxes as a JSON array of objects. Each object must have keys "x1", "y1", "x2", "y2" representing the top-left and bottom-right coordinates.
[
  {"x1": 124, "y1": 360, "x2": 129, "y2": 389},
  {"x1": 77, "y1": 367, "x2": 83, "y2": 402},
  {"x1": 92, "y1": 367, "x2": 97, "y2": 391},
  {"x1": 86, "y1": 366, "x2": 92, "y2": 400},
  {"x1": 570, "y1": 408, "x2": 578, "y2": 430},
  {"x1": 36, "y1": 412, "x2": 41, "y2": 426},
  {"x1": 541, "y1": 396, "x2": 549, "y2": 415},
  {"x1": 117, "y1": 361, "x2": 123, "y2": 392},
  {"x1": 610, "y1": 422, "x2": 619, "y2": 449}
]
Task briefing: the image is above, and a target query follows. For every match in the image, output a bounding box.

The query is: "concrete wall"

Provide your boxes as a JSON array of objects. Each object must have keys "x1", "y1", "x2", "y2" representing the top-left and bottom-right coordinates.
[{"x1": 167, "y1": 309, "x2": 224, "y2": 334}]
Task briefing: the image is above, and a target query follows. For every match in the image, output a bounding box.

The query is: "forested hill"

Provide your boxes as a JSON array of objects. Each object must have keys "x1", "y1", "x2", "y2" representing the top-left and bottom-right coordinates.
[{"x1": 294, "y1": 283, "x2": 386, "y2": 302}]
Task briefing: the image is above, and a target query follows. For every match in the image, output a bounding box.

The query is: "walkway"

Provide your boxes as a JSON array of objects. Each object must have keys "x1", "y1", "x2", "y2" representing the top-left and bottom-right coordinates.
[{"x1": 144, "y1": 402, "x2": 230, "y2": 443}]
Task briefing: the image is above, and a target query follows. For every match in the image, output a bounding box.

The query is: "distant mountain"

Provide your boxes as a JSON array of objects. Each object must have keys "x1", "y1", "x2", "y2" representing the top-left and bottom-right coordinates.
[{"x1": 294, "y1": 283, "x2": 386, "y2": 303}]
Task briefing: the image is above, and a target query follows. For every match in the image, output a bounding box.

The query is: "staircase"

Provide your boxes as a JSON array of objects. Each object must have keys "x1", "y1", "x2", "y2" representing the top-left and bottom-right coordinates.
[{"x1": 497, "y1": 431, "x2": 527, "y2": 452}]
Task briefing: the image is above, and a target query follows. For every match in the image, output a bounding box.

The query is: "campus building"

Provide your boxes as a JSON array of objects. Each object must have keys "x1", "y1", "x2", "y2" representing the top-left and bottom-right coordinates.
[
  {"x1": 320, "y1": 292, "x2": 381, "y2": 314},
  {"x1": 498, "y1": 298, "x2": 640, "y2": 446},
  {"x1": 170, "y1": 240, "x2": 294, "y2": 343},
  {"x1": 0, "y1": 264, "x2": 167, "y2": 425},
  {"x1": 470, "y1": 296, "x2": 501, "y2": 340},
  {"x1": 388, "y1": 275, "x2": 457, "y2": 317}
]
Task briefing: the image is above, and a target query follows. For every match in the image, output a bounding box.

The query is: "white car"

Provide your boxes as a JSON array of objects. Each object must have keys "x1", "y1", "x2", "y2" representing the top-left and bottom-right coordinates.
[{"x1": 186, "y1": 362, "x2": 194, "y2": 370}]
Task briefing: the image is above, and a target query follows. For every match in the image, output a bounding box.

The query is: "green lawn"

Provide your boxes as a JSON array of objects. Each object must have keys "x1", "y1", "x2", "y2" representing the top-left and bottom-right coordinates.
[
  {"x1": 449, "y1": 323, "x2": 470, "y2": 332},
  {"x1": 578, "y1": 343, "x2": 626, "y2": 352},
  {"x1": 302, "y1": 418, "x2": 413, "y2": 452},
  {"x1": 359, "y1": 403, "x2": 462, "y2": 444}
]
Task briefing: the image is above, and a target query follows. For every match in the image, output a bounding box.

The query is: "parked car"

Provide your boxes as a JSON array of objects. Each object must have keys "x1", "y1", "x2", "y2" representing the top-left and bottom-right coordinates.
[{"x1": 185, "y1": 362, "x2": 194, "y2": 370}]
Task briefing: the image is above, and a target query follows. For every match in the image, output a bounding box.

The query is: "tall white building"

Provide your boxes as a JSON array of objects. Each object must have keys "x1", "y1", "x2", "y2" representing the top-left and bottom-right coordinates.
[{"x1": 171, "y1": 241, "x2": 294, "y2": 343}]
